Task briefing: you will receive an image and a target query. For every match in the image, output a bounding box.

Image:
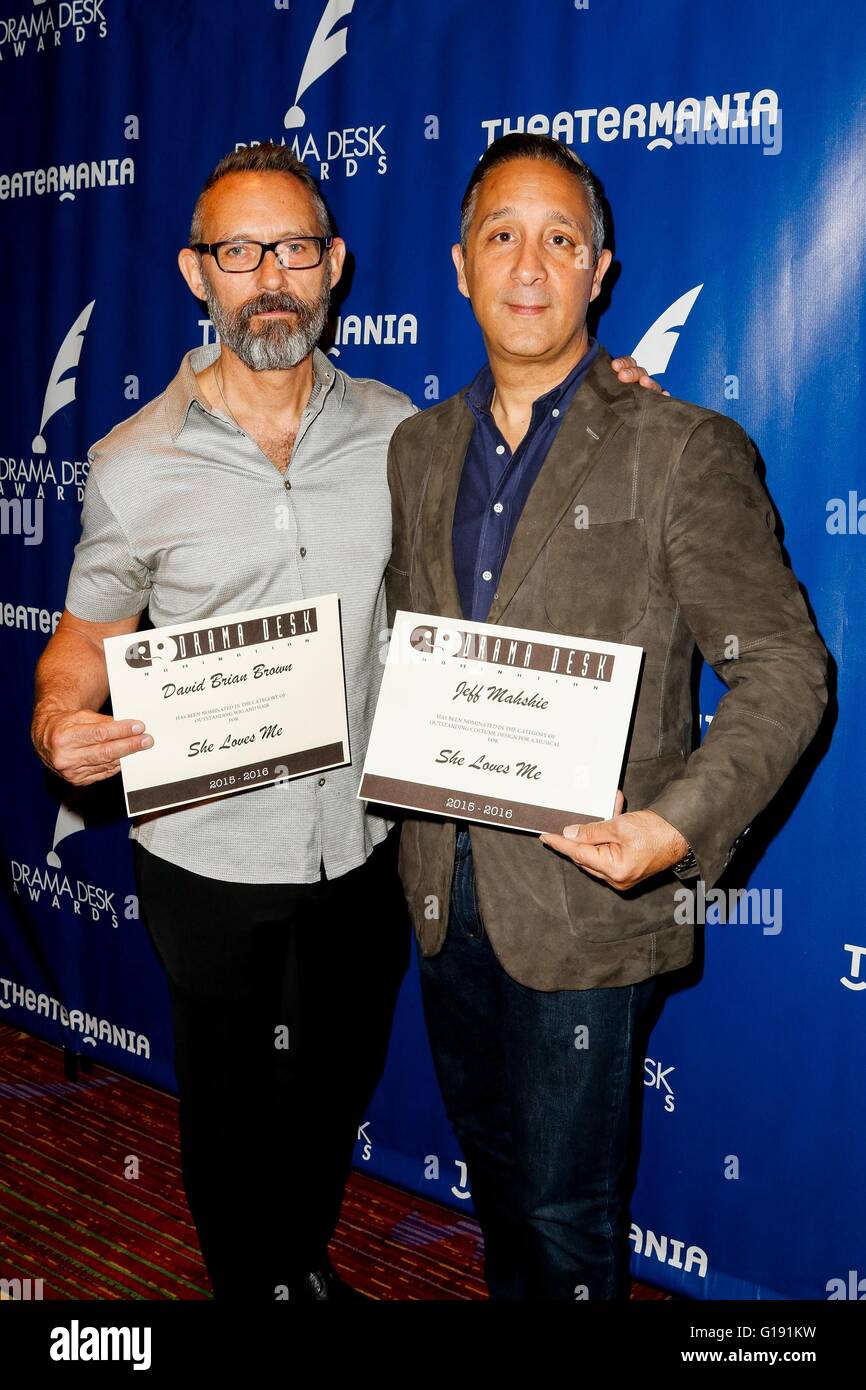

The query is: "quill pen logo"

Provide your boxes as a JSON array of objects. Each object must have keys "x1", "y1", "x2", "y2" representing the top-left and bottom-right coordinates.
[
  {"x1": 246, "y1": 0, "x2": 385, "y2": 180},
  {"x1": 630, "y1": 285, "x2": 703, "y2": 376},
  {"x1": 284, "y1": 0, "x2": 355, "y2": 130},
  {"x1": 46, "y1": 802, "x2": 86, "y2": 870},
  {"x1": 32, "y1": 301, "x2": 94, "y2": 454}
]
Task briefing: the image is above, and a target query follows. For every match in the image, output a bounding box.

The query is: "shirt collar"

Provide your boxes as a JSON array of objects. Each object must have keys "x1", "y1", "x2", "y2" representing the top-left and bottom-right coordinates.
[
  {"x1": 464, "y1": 335, "x2": 599, "y2": 420},
  {"x1": 164, "y1": 342, "x2": 344, "y2": 442}
]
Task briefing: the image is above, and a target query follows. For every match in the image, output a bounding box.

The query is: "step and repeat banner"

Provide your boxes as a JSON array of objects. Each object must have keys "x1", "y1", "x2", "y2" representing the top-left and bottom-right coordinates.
[{"x1": 1, "y1": 0, "x2": 863, "y2": 1301}]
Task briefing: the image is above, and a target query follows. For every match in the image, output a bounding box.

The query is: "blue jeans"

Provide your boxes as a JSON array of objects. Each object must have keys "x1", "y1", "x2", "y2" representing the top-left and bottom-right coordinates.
[{"x1": 418, "y1": 826, "x2": 661, "y2": 1301}]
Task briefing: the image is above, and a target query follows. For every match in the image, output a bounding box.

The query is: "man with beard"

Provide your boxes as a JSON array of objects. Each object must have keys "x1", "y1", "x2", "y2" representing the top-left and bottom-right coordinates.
[{"x1": 31, "y1": 143, "x2": 661, "y2": 1301}]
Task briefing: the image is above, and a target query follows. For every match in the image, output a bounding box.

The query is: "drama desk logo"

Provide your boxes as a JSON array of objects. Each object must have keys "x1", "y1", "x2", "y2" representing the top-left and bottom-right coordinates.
[
  {"x1": 630, "y1": 285, "x2": 703, "y2": 377},
  {"x1": 3, "y1": 804, "x2": 151, "y2": 1059},
  {"x1": 124, "y1": 635, "x2": 179, "y2": 669},
  {"x1": 0, "y1": 301, "x2": 93, "y2": 549},
  {"x1": 32, "y1": 300, "x2": 94, "y2": 455},
  {"x1": 283, "y1": 0, "x2": 355, "y2": 131},
  {"x1": 0, "y1": 0, "x2": 107, "y2": 62},
  {"x1": 239, "y1": 0, "x2": 387, "y2": 180},
  {"x1": 10, "y1": 798, "x2": 125, "y2": 932}
]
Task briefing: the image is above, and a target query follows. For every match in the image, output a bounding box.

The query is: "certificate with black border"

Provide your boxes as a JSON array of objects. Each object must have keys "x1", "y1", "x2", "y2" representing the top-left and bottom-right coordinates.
[
  {"x1": 358, "y1": 610, "x2": 642, "y2": 835},
  {"x1": 104, "y1": 595, "x2": 349, "y2": 816}
]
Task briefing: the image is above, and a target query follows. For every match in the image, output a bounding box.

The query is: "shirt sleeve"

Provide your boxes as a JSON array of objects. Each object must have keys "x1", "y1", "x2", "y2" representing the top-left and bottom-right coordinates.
[{"x1": 64, "y1": 454, "x2": 152, "y2": 622}]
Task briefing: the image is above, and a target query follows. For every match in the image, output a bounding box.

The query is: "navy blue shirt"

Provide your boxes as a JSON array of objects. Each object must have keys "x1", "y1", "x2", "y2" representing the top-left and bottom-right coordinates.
[{"x1": 452, "y1": 337, "x2": 600, "y2": 621}]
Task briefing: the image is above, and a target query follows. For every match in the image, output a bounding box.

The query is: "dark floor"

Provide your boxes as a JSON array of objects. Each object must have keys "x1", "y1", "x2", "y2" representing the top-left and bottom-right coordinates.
[{"x1": 0, "y1": 1024, "x2": 674, "y2": 1300}]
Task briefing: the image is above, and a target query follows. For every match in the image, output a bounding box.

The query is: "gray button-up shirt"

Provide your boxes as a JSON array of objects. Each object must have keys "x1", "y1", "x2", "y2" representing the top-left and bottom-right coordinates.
[{"x1": 65, "y1": 343, "x2": 416, "y2": 884}]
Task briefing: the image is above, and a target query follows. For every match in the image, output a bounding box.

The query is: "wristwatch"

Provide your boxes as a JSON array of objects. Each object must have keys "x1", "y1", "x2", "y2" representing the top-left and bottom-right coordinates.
[
  {"x1": 672, "y1": 845, "x2": 699, "y2": 880},
  {"x1": 672, "y1": 825, "x2": 751, "y2": 882}
]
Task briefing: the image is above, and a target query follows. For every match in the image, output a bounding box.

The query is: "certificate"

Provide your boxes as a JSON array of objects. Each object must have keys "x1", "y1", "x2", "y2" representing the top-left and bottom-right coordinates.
[
  {"x1": 104, "y1": 595, "x2": 350, "y2": 816},
  {"x1": 358, "y1": 611, "x2": 642, "y2": 834}
]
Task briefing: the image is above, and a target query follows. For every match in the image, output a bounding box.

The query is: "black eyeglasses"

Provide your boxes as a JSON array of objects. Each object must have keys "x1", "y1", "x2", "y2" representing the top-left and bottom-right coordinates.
[{"x1": 192, "y1": 236, "x2": 333, "y2": 272}]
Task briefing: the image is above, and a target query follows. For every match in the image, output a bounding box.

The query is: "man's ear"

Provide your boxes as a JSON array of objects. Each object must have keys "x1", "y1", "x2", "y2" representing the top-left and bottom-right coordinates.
[
  {"x1": 178, "y1": 247, "x2": 207, "y2": 301},
  {"x1": 589, "y1": 247, "x2": 613, "y2": 304},
  {"x1": 451, "y1": 243, "x2": 470, "y2": 300},
  {"x1": 326, "y1": 236, "x2": 347, "y2": 292}
]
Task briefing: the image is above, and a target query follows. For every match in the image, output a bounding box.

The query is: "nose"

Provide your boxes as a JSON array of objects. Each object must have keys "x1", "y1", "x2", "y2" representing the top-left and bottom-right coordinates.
[
  {"x1": 256, "y1": 247, "x2": 287, "y2": 290},
  {"x1": 511, "y1": 238, "x2": 547, "y2": 286}
]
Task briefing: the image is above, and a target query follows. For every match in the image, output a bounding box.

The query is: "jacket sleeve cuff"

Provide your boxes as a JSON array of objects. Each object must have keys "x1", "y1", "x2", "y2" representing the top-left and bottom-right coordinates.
[{"x1": 646, "y1": 784, "x2": 743, "y2": 889}]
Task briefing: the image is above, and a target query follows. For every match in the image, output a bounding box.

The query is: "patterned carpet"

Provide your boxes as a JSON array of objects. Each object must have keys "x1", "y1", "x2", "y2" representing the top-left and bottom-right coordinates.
[{"x1": 0, "y1": 1024, "x2": 672, "y2": 1300}]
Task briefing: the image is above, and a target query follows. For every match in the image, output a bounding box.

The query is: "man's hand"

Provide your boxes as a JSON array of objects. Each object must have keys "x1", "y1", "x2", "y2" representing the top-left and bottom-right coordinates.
[
  {"x1": 32, "y1": 707, "x2": 153, "y2": 787},
  {"x1": 539, "y1": 790, "x2": 688, "y2": 891},
  {"x1": 610, "y1": 355, "x2": 671, "y2": 397}
]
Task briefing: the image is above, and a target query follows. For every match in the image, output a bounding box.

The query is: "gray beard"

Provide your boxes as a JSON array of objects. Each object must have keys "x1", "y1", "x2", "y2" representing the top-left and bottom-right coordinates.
[{"x1": 203, "y1": 279, "x2": 330, "y2": 371}]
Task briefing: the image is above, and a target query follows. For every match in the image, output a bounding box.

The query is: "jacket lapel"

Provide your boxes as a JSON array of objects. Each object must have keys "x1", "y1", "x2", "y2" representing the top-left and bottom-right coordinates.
[
  {"x1": 486, "y1": 346, "x2": 624, "y2": 624},
  {"x1": 410, "y1": 345, "x2": 627, "y2": 625},
  {"x1": 410, "y1": 395, "x2": 475, "y2": 619}
]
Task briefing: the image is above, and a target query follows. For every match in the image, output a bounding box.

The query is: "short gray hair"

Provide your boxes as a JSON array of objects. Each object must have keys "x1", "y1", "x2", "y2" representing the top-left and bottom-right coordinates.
[
  {"x1": 189, "y1": 142, "x2": 333, "y2": 245},
  {"x1": 459, "y1": 133, "x2": 606, "y2": 263}
]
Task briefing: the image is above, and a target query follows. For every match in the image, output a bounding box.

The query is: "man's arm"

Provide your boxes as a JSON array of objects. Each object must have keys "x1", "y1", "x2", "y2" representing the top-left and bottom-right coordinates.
[
  {"x1": 642, "y1": 414, "x2": 828, "y2": 881},
  {"x1": 542, "y1": 413, "x2": 828, "y2": 888},
  {"x1": 32, "y1": 608, "x2": 152, "y2": 786}
]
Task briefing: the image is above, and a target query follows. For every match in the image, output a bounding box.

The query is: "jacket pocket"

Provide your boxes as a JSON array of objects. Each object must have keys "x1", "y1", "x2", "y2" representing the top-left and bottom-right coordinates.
[
  {"x1": 561, "y1": 751, "x2": 687, "y2": 944},
  {"x1": 543, "y1": 516, "x2": 649, "y2": 640}
]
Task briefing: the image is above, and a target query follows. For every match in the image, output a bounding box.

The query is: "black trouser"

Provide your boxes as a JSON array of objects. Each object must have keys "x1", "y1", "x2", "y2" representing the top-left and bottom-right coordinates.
[{"x1": 132, "y1": 827, "x2": 410, "y2": 1300}]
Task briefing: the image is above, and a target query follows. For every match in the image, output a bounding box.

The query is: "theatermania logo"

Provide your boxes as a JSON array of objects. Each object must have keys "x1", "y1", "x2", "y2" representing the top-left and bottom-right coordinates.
[
  {"x1": 198, "y1": 310, "x2": 418, "y2": 358},
  {"x1": 479, "y1": 90, "x2": 782, "y2": 155}
]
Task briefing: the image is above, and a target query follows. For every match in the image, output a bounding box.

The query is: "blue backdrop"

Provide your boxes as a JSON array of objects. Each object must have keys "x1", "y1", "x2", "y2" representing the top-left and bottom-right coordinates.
[{"x1": 1, "y1": 0, "x2": 862, "y2": 1301}]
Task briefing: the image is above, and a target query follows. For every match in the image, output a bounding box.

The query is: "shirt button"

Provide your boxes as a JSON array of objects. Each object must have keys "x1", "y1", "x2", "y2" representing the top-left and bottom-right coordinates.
[
  {"x1": 300, "y1": 546, "x2": 307, "y2": 557},
  {"x1": 284, "y1": 478, "x2": 291, "y2": 490},
  {"x1": 493, "y1": 502, "x2": 504, "y2": 514},
  {"x1": 482, "y1": 569, "x2": 493, "y2": 582},
  {"x1": 552, "y1": 408, "x2": 560, "y2": 418},
  {"x1": 318, "y1": 777, "x2": 326, "y2": 787},
  {"x1": 495, "y1": 444, "x2": 506, "y2": 455}
]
